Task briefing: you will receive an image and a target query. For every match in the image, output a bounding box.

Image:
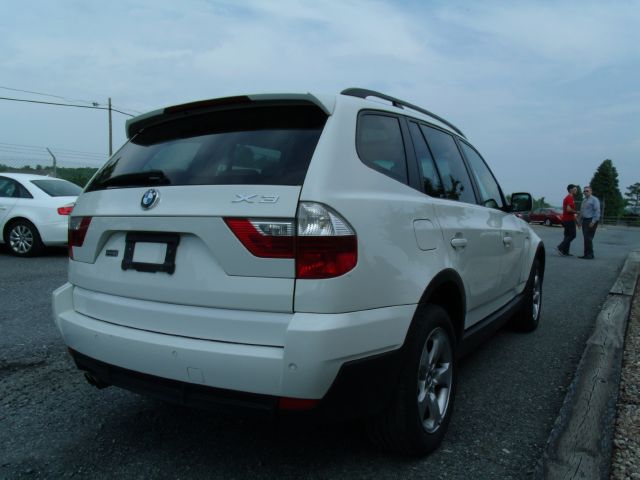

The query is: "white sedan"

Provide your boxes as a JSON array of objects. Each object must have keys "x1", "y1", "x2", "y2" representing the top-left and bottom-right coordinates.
[{"x1": 0, "y1": 173, "x2": 81, "y2": 256}]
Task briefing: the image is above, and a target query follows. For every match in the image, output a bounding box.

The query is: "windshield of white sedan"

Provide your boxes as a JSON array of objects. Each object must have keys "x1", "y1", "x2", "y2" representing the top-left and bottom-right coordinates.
[
  {"x1": 30, "y1": 179, "x2": 82, "y2": 197},
  {"x1": 86, "y1": 104, "x2": 327, "y2": 192}
]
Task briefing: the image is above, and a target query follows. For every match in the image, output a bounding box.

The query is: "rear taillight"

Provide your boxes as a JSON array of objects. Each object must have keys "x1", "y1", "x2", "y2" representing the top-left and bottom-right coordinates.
[
  {"x1": 224, "y1": 202, "x2": 357, "y2": 279},
  {"x1": 68, "y1": 216, "x2": 92, "y2": 259},
  {"x1": 296, "y1": 235, "x2": 357, "y2": 279},
  {"x1": 57, "y1": 203, "x2": 74, "y2": 216},
  {"x1": 295, "y1": 202, "x2": 357, "y2": 279}
]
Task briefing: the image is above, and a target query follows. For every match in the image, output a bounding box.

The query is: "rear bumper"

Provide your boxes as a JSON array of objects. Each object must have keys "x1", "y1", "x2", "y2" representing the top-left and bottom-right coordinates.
[
  {"x1": 69, "y1": 345, "x2": 404, "y2": 420},
  {"x1": 53, "y1": 282, "x2": 413, "y2": 409}
]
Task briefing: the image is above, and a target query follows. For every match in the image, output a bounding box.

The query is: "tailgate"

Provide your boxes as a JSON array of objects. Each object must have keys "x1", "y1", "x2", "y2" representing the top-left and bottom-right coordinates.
[
  {"x1": 69, "y1": 185, "x2": 300, "y2": 313},
  {"x1": 66, "y1": 99, "x2": 327, "y2": 344}
]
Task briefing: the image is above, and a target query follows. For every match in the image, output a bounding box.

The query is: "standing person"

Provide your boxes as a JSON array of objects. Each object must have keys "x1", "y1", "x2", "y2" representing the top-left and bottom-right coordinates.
[
  {"x1": 556, "y1": 184, "x2": 579, "y2": 256},
  {"x1": 578, "y1": 185, "x2": 601, "y2": 259}
]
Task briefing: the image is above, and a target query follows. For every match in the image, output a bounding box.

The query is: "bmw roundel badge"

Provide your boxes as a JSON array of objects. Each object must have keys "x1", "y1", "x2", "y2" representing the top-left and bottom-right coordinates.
[{"x1": 141, "y1": 189, "x2": 160, "y2": 210}]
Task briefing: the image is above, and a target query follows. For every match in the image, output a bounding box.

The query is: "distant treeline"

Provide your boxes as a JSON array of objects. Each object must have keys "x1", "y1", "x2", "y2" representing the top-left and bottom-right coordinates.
[{"x1": 0, "y1": 164, "x2": 99, "y2": 187}]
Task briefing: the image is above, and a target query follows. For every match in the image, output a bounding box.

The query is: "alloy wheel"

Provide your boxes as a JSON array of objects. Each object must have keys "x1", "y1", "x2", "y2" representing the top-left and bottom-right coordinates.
[
  {"x1": 532, "y1": 268, "x2": 542, "y2": 322},
  {"x1": 9, "y1": 224, "x2": 34, "y2": 254},
  {"x1": 417, "y1": 327, "x2": 453, "y2": 434}
]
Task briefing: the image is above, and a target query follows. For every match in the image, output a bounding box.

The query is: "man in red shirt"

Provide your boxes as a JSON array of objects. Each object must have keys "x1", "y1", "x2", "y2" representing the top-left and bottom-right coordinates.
[{"x1": 556, "y1": 184, "x2": 578, "y2": 256}]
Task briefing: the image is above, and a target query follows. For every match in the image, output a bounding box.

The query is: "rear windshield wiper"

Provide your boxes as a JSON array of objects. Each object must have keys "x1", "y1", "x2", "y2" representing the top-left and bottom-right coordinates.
[{"x1": 92, "y1": 170, "x2": 171, "y2": 190}]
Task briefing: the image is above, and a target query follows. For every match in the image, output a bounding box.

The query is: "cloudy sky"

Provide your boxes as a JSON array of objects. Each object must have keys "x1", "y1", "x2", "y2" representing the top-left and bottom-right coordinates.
[{"x1": 1, "y1": 0, "x2": 638, "y2": 204}]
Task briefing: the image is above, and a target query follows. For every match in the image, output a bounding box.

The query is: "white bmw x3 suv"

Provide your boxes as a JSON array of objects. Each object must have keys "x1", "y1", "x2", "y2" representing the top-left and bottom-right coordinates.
[{"x1": 53, "y1": 88, "x2": 544, "y2": 455}]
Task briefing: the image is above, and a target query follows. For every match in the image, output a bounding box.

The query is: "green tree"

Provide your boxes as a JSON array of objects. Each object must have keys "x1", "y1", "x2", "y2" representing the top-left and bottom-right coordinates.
[
  {"x1": 589, "y1": 159, "x2": 624, "y2": 218},
  {"x1": 574, "y1": 185, "x2": 583, "y2": 204},
  {"x1": 56, "y1": 167, "x2": 98, "y2": 187},
  {"x1": 533, "y1": 197, "x2": 551, "y2": 209},
  {"x1": 624, "y1": 182, "x2": 640, "y2": 212}
]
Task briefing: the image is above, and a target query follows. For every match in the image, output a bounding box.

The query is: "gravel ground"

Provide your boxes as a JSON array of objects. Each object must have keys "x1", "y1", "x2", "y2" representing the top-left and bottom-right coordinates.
[{"x1": 610, "y1": 282, "x2": 640, "y2": 479}]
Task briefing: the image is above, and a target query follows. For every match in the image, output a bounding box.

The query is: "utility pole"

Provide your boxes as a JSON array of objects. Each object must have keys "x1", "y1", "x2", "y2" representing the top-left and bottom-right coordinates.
[
  {"x1": 108, "y1": 97, "x2": 113, "y2": 157},
  {"x1": 46, "y1": 148, "x2": 57, "y2": 178}
]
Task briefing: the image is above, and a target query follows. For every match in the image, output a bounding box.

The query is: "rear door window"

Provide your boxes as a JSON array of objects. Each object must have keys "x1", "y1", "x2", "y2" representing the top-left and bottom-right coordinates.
[
  {"x1": 419, "y1": 125, "x2": 476, "y2": 204},
  {"x1": 458, "y1": 141, "x2": 504, "y2": 209},
  {"x1": 356, "y1": 113, "x2": 408, "y2": 184},
  {"x1": 0, "y1": 177, "x2": 17, "y2": 198},
  {"x1": 86, "y1": 104, "x2": 326, "y2": 191},
  {"x1": 408, "y1": 122, "x2": 444, "y2": 197}
]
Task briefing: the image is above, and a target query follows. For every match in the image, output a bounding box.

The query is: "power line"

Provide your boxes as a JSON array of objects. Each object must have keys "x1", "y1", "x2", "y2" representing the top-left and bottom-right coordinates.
[
  {"x1": 0, "y1": 150, "x2": 105, "y2": 159},
  {"x1": 0, "y1": 85, "x2": 143, "y2": 114},
  {"x1": 0, "y1": 96, "x2": 135, "y2": 117},
  {"x1": 0, "y1": 147, "x2": 106, "y2": 158},
  {"x1": 0, "y1": 85, "x2": 98, "y2": 106},
  {"x1": 0, "y1": 142, "x2": 107, "y2": 158},
  {"x1": 0, "y1": 156, "x2": 103, "y2": 168},
  {"x1": 0, "y1": 142, "x2": 108, "y2": 168}
]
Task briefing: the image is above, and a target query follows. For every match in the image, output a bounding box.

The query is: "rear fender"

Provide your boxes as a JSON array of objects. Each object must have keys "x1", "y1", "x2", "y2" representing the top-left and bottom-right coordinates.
[{"x1": 414, "y1": 269, "x2": 466, "y2": 346}]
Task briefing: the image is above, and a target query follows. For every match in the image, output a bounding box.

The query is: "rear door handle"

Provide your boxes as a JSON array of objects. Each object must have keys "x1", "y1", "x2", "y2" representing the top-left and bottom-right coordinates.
[
  {"x1": 450, "y1": 238, "x2": 468, "y2": 249},
  {"x1": 503, "y1": 236, "x2": 513, "y2": 246}
]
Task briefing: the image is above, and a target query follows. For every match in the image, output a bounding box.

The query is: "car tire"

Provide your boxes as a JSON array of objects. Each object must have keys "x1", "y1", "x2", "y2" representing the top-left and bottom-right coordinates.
[
  {"x1": 543, "y1": 219, "x2": 551, "y2": 226},
  {"x1": 5, "y1": 219, "x2": 44, "y2": 257},
  {"x1": 510, "y1": 258, "x2": 542, "y2": 332},
  {"x1": 366, "y1": 304, "x2": 456, "y2": 456}
]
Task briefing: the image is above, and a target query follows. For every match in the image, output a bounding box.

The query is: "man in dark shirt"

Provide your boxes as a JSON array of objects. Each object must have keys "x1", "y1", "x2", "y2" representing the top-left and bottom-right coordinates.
[{"x1": 556, "y1": 184, "x2": 578, "y2": 256}]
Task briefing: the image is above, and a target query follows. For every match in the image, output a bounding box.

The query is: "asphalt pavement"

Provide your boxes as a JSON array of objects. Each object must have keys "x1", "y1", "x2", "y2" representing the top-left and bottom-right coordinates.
[
  {"x1": 1, "y1": 224, "x2": 639, "y2": 479},
  {"x1": 536, "y1": 249, "x2": 639, "y2": 479}
]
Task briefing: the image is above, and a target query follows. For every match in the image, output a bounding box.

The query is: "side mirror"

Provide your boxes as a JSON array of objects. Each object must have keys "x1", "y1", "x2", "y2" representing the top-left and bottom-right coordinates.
[{"x1": 511, "y1": 192, "x2": 532, "y2": 212}]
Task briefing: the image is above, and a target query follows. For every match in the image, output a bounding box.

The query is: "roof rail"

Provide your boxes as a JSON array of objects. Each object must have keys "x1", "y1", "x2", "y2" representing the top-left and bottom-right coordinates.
[{"x1": 341, "y1": 88, "x2": 466, "y2": 139}]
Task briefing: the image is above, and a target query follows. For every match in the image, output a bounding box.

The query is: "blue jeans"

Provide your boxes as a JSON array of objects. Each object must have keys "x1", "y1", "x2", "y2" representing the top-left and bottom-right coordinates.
[{"x1": 582, "y1": 218, "x2": 598, "y2": 257}]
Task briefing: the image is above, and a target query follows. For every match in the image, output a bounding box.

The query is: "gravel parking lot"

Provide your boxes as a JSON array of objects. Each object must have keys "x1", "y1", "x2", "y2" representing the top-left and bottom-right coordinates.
[
  {"x1": 611, "y1": 284, "x2": 640, "y2": 479},
  {"x1": 1, "y1": 225, "x2": 639, "y2": 479}
]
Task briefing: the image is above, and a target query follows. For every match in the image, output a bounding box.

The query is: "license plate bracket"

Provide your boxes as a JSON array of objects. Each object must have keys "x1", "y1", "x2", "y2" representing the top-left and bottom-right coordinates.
[{"x1": 121, "y1": 232, "x2": 180, "y2": 274}]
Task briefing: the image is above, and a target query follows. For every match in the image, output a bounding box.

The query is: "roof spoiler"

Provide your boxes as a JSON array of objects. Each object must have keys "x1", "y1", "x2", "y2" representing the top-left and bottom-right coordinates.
[{"x1": 125, "y1": 93, "x2": 334, "y2": 139}]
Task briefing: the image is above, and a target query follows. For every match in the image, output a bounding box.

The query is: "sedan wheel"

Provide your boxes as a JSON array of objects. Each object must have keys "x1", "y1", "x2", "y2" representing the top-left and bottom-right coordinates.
[
  {"x1": 6, "y1": 220, "x2": 44, "y2": 257},
  {"x1": 544, "y1": 218, "x2": 552, "y2": 226}
]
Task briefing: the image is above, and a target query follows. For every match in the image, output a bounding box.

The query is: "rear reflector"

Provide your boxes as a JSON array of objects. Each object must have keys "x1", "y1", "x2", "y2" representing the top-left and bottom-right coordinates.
[
  {"x1": 278, "y1": 397, "x2": 319, "y2": 411},
  {"x1": 68, "y1": 216, "x2": 92, "y2": 259},
  {"x1": 224, "y1": 202, "x2": 357, "y2": 279}
]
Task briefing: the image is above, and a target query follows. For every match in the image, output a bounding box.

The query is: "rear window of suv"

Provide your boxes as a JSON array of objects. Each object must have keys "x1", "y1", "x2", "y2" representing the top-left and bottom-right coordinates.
[{"x1": 86, "y1": 104, "x2": 327, "y2": 192}]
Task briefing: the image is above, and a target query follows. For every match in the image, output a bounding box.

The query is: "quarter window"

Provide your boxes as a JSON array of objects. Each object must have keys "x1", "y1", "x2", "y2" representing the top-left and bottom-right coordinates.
[
  {"x1": 459, "y1": 142, "x2": 504, "y2": 209},
  {"x1": 16, "y1": 182, "x2": 33, "y2": 198},
  {"x1": 31, "y1": 179, "x2": 82, "y2": 197},
  {"x1": 419, "y1": 125, "x2": 476, "y2": 204},
  {"x1": 357, "y1": 114, "x2": 408, "y2": 184}
]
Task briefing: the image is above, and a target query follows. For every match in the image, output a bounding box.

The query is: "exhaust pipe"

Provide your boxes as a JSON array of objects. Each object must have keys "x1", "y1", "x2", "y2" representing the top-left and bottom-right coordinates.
[{"x1": 84, "y1": 371, "x2": 110, "y2": 389}]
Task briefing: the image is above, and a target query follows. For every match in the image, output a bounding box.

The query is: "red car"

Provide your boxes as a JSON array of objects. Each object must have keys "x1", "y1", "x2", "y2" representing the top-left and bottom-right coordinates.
[{"x1": 528, "y1": 207, "x2": 563, "y2": 226}]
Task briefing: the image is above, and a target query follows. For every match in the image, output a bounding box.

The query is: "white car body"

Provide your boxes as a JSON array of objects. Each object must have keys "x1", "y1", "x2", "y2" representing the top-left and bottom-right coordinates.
[
  {"x1": 0, "y1": 173, "x2": 79, "y2": 255},
  {"x1": 53, "y1": 89, "x2": 545, "y2": 454}
]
